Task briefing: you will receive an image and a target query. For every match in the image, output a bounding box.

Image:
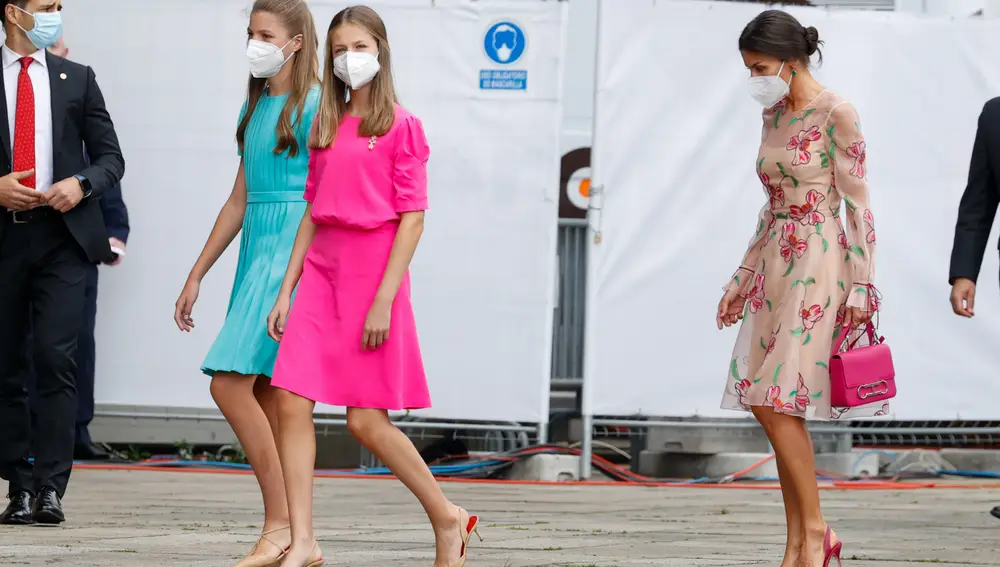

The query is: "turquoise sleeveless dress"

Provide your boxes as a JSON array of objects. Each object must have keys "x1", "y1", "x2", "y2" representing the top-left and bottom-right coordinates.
[{"x1": 201, "y1": 86, "x2": 320, "y2": 377}]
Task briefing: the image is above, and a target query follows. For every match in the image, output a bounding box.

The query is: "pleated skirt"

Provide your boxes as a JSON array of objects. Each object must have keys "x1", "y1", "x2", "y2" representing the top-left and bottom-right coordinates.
[{"x1": 202, "y1": 192, "x2": 307, "y2": 377}]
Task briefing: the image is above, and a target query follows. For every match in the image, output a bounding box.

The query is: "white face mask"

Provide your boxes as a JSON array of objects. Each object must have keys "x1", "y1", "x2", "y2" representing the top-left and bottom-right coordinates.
[
  {"x1": 246, "y1": 38, "x2": 295, "y2": 79},
  {"x1": 748, "y1": 62, "x2": 791, "y2": 108},
  {"x1": 333, "y1": 51, "x2": 380, "y2": 90}
]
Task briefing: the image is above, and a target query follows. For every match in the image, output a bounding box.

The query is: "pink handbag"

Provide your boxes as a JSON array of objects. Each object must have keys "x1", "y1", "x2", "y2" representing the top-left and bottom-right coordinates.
[{"x1": 828, "y1": 323, "x2": 896, "y2": 408}]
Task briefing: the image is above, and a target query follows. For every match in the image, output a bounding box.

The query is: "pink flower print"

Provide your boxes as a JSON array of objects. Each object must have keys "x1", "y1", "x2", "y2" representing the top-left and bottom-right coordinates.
[
  {"x1": 735, "y1": 378, "x2": 752, "y2": 407},
  {"x1": 847, "y1": 141, "x2": 866, "y2": 178},
  {"x1": 799, "y1": 302, "x2": 825, "y2": 330},
  {"x1": 863, "y1": 209, "x2": 876, "y2": 244},
  {"x1": 789, "y1": 190, "x2": 826, "y2": 225},
  {"x1": 748, "y1": 273, "x2": 766, "y2": 314},
  {"x1": 765, "y1": 385, "x2": 794, "y2": 411},
  {"x1": 760, "y1": 172, "x2": 785, "y2": 208},
  {"x1": 766, "y1": 326, "x2": 780, "y2": 355},
  {"x1": 834, "y1": 304, "x2": 847, "y2": 328},
  {"x1": 793, "y1": 374, "x2": 810, "y2": 413},
  {"x1": 786, "y1": 126, "x2": 822, "y2": 166},
  {"x1": 874, "y1": 403, "x2": 889, "y2": 416},
  {"x1": 837, "y1": 232, "x2": 849, "y2": 250},
  {"x1": 779, "y1": 222, "x2": 808, "y2": 262}
]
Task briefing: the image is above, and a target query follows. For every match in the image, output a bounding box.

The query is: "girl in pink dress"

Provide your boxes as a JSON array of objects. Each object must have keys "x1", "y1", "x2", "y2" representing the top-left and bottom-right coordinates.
[{"x1": 266, "y1": 6, "x2": 480, "y2": 567}]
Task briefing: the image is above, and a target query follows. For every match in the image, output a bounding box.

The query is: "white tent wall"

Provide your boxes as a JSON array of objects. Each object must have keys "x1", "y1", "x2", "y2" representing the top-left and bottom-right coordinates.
[
  {"x1": 63, "y1": 0, "x2": 564, "y2": 425},
  {"x1": 583, "y1": 0, "x2": 1000, "y2": 421}
]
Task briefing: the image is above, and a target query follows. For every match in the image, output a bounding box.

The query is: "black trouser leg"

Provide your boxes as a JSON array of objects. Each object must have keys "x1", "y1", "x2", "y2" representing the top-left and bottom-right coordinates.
[
  {"x1": 28, "y1": 219, "x2": 88, "y2": 497},
  {"x1": 24, "y1": 317, "x2": 37, "y2": 455},
  {"x1": 74, "y1": 266, "x2": 99, "y2": 447},
  {"x1": 0, "y1": 224, "x2": 36, "y2": 494}
]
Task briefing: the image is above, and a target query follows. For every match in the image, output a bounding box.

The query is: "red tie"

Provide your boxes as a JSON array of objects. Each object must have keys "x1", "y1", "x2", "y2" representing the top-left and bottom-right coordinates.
[{"x1": 13, "y1": 56, "x2": 35, "y2": 189}]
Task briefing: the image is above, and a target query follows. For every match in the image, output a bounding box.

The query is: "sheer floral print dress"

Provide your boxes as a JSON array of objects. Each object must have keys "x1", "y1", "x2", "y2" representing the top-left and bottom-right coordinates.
[{"x1": 720, "y1": 91, "x2": 884, "y2": 420}]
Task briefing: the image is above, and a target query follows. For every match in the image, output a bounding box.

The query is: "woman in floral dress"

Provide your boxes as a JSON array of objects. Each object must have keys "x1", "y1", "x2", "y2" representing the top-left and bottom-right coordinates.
[{"x1": 716, "y1": 10, "x2": 880, "y2": 567}]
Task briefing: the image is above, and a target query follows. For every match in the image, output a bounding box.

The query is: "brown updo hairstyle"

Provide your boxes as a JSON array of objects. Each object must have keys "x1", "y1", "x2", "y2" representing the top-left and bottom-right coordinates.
[{"x1": 738, "y1": 10, "x2": 823, "y2": 66}]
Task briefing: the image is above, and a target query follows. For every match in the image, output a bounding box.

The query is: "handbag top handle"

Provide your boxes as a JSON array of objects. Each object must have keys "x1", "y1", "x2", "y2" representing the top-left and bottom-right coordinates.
[{"x1": 830, "y1": 322, "x2": 879, "y2": 357}]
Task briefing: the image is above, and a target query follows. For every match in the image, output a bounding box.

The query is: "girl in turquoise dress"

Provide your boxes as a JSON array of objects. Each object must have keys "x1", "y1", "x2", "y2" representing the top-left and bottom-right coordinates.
[{"x1": 172, "y1": 1, "x2": 319, "y2": 566}]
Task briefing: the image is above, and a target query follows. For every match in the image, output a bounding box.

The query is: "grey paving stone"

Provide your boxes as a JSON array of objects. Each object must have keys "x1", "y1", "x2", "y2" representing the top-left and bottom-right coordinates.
[{"x1": 0, "y1": 469, "x2": 997, "y2": 565}]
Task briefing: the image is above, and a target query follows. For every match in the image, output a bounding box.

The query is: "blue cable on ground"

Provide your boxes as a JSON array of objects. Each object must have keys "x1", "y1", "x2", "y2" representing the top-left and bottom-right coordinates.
[
  {"x1": 939, "y1": 470, "x2": 1000, "y2": 479},
  {"x1": 117, "y1": 458, "x2": 505, "y2": 476}
]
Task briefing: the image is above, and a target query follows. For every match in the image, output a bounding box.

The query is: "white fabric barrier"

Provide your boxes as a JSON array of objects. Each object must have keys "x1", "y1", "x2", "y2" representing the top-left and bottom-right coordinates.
[
  {"x1": 584, "y1": 0, "x2": 1000, "y2": 420},
  {"x1": 65, "y1": 0, "x2": 563, "y2": 423}
]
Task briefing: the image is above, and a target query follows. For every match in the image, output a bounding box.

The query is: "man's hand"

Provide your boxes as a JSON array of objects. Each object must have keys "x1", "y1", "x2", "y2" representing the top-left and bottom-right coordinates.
[
  {"x1": 106, "y1": 237, "x2": 126, "y2": 266},
  {"x1": 951, "y1": 277, "x2": 977, "y2": 318},
  {"x1": 45, "y1": 177, "x2": 85, "y2": 213},
  {"x1": 0, "y1": 169, "x2": 41, "y2": 211}
]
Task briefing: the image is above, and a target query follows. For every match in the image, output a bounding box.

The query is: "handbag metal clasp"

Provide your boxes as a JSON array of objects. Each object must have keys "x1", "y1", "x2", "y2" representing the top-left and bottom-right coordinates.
[{"x1": 857, "y1": 380, "x2": 889, "y2": 399}]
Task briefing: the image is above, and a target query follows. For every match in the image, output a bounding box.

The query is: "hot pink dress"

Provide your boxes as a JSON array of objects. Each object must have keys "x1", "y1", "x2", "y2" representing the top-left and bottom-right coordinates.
[{"x1": 270, "y1": 105, "x2": 431, "y2": 410}]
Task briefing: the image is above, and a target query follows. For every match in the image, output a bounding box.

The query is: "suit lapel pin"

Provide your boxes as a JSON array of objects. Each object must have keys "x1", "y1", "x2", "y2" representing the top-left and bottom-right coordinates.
[{"x1": 59, "y1": 73, "x2": 67, "y2": 80}]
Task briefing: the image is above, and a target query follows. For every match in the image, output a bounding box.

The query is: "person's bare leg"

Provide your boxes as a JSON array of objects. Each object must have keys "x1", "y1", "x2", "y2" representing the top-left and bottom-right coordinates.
[
  {"x1": 210, "y1": 373, "x2": 291, "y2": 560},
  {"x1": 754, "y1": 408, "x2": 803, "y2": 566},
  {"x1": 273, "y1": 389, "x2": 320, "y2": 566},
  {"x1": 346, "y1": 407, "x2": 468, "y2": 567},
  {"x1": 254, "y1": 376, "x2": 282, "y2": 450},
  {"x1": 753, "y1": 407, "x2": 835, "y2": 567}
]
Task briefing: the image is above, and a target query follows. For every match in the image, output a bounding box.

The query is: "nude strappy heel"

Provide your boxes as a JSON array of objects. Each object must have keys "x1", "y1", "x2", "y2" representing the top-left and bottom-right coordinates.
[{"x1": 234, "y1": 526, "x2": 290, "y2": 567}]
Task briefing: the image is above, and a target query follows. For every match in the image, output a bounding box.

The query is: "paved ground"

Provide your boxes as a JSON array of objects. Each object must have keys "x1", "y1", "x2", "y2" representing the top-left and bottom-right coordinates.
[{"x1": 0, "y1": 468, "x2": 998, "y2": 566}]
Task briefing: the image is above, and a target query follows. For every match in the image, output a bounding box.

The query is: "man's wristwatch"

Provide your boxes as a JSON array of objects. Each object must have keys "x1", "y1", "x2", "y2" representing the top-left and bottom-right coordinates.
[{"x1": 73, "y1": 174, "x2": 92, "y2": 198}]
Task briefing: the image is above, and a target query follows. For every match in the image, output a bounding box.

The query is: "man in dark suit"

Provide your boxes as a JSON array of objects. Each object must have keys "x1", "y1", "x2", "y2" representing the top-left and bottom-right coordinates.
[
  {"x1": 0, "y1": 0, "x2": 124, "y2": 525},
  {"x1": 23, "y1": 38, "x2": 131, "y2": 463},
  {"x1": 948, "y1": 96, "x2": 1000, "y2": 520},
  {"x1": 70, "y1": 175, "x2": 129, "y2": 460},
  {"x1": 24, "y1": 176, "x2": 128, "y2": 461}
]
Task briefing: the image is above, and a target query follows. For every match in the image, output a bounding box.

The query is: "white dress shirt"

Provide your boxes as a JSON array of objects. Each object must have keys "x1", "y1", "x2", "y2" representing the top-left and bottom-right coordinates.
[{"x1": 2, "y1": 43, "x2": 53, "y2": 193}]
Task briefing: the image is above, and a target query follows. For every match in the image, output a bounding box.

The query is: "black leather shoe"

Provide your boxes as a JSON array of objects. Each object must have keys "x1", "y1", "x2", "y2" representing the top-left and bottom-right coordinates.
[
  {"x1": 991, "y1": 505, "x2": 1000, "y2": 520},
  {"x1": 74, "y1": 442, "x2": 110, "y2": 461},
  {"x1": 31, "y1": 487, "x2": 64, "y2": 525},
  {"x1": 0, "y1": 491, "x2": 34, "y2": 525}
]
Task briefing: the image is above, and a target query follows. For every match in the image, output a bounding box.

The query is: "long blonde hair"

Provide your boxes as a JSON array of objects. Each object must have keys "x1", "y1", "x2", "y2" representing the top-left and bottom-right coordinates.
[
  {"x1": 236, "y1": 0, "x2": 320, "y2": 158},
  {"x1": 309, "y1": 5, "x2": 398, "y2": 150}
]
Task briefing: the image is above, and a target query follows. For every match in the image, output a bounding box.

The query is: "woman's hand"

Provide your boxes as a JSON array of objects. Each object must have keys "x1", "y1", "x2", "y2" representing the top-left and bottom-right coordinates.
[
  {"x1": 173, "y1": 279, "x2": 200, "y2": 332},
  {"x1": 267, "y1": 294, "x2": 291, "y2": 342},
  {"x1": 363, "y1": 299, "x2": 392, "y2": 350},
  {"x1": 716, "y1": 290, "x2": 746, "y2": 330},
  {"x1": 846, "y1": 306, "x2": 872, "y2": 328}
]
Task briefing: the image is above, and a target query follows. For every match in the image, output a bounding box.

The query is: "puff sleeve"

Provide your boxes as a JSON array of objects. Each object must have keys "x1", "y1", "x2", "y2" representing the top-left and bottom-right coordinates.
[
  {"x1": 299, "y1": 91, "x2": 322, "y2": 203},
  {"x1": 392, "y1": 115, "x2": 430, "y2": 213},
  {"x1": 303, "y1": 148, "x2": 320, "y2": 203}
]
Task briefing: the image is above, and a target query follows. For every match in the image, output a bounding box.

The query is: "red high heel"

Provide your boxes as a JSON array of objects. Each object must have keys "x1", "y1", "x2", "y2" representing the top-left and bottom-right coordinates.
[
  {"x1": 449, "y1": 512, "x2": 483, "y2": 567},
  {"x1": 823, "y1": 526, "x2": 843, "y2": 567}
]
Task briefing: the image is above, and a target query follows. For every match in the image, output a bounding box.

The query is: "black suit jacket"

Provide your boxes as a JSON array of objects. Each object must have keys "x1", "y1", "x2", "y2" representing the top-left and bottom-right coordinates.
[
  {"x1": 949, "y1": 97, "x2": 1000, "y2": 285},
  {"x1": 100, "y1": 180, "x2": 129, "y2": 244},
  {"x1": 82, "y1": 150, "x2": 129, "y2": 245},
  {"x1": 0, "y1": 51, "x2": 125, "y2": 263}
]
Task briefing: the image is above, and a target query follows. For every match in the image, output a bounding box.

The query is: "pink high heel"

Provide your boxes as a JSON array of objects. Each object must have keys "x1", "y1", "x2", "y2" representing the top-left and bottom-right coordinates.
[{"x1": 823, "y1": 526, "x2": 843, "y2": 567}]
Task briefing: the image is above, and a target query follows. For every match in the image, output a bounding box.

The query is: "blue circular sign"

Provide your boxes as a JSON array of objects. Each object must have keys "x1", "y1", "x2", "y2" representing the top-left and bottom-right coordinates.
[{"x1": 483, "y1": 21, "x2": 526, "y2": 65}]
